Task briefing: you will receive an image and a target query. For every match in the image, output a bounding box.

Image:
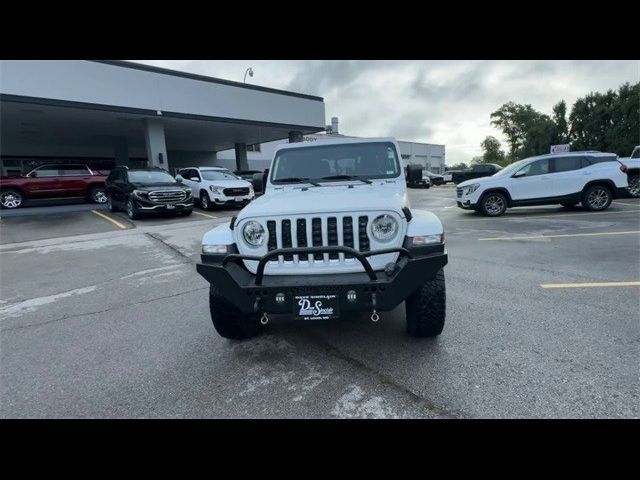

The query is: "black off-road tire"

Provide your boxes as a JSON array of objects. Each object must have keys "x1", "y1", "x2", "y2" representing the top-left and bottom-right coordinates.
[
  {"x1": 405, "y1": 269, "x2": 446, "y2": 337},
  {"x1": 209, "y1": 285, "x2": 263, "y2": 339},
  {"x1": 582, "y1": 185, "x2": 612, "y2": 211}
]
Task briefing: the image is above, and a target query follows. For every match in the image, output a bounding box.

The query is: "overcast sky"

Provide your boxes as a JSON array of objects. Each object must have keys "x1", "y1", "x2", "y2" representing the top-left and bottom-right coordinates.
[{"x1": 135, "y1": 60, "x2": 639, "y2": 165}]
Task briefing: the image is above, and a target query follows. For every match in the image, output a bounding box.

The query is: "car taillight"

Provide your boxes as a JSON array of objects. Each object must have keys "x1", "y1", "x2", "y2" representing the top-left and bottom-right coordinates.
[{"x1": 620, "y1": 164, "x2": 628, "y2": 173}]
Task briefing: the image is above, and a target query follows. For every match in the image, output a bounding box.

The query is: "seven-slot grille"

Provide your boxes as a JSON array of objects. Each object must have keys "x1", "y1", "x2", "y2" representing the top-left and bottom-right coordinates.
[
  {"x1": 223, "y1": 187, "x2": 250, "y2": 197},
  {"x1": 148, "y1": 190, "x2": 187, "y2": 203},
  {"x1": 266, "y1": 215, "x2": 371, "y2": 264},
  {"x1": 456, "y1": 187, "x2": 463, "y2": 198}
]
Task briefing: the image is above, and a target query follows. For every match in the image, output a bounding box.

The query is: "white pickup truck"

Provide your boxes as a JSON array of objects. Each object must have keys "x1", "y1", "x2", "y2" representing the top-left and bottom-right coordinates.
[
  {"x1": 619, "y1": 145, "x2": 640, "y2": 197},
  {"x1": 196, "y1": 137, "x2": 448, "y2": 339}
]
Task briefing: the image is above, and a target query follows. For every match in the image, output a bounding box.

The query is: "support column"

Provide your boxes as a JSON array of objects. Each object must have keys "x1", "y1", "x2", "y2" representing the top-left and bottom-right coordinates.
[
  {"x1": 113, "y1": 137, "x2": 130, "y2": 167},
  {"x1": 144, "y1": 119, "x2": 168, "y2": 169},
  {"x1": 288, "y1": 131, "x2": 303, "y2": 143},
  {"x1": 234, "y1": 143, "x2": 248, "y2": 171}
]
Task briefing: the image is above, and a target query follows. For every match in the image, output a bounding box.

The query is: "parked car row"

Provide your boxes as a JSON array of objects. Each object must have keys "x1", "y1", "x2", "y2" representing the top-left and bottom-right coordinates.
[{"x1": 0, "y1": 163, "x2": 257, "y2": 218}]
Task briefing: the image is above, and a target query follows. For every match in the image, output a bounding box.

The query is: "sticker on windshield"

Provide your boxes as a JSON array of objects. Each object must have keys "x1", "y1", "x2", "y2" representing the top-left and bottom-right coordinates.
[{"x1": 386, "y1": 170, "x2": 394, "y2": 174}]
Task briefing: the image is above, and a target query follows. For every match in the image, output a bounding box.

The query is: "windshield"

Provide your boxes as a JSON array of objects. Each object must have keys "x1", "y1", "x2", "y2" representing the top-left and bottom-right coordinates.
[
  {"x1": 631, "y1": 147, "x2": 640, "y2": 159},
  {"x1": 271, "y1": 142, "x2": 401, "y2": 184},
  {"x1": 492, "y1": 159, "x2": 531, "y2": 177},
  {"x1": 201, "y1": 170, "x2": 239, "y2": 181},
  {"x1": 128, "y1": 171, "x2": 177, "y2": 184}
]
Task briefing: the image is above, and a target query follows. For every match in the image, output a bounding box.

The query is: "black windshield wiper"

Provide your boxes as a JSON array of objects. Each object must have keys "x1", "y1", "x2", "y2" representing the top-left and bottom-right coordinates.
[
  {"x1": 317, "y1": 175, "x2": 372, "y2": 184},
  {"x1": 275, "y1": 177, "x2": 321, "y2": 186}
]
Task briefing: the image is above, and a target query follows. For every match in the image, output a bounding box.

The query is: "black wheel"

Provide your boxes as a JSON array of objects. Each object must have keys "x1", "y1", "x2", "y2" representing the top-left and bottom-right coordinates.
[
  {"x1": 126, "y1": 198, "x2": 140, "y2": 220},
  {"x1": 628, "y1": 175, "x2": 639, "y2": 198},
  {"x1": 582, "y1": 185, "x2": 612, "y2": 211},
  {"x1": 107, "y1": 195, "x2": 118, "y2": 212},
  {"x1": 89, "y1": 186, "x2": 108, "y2": 204},
  {"x1": 0, "y1": 189, "x2": 23, "y2": 209},
  {"x1": 480, "y1": 192, "x2": 507, "y2": 216},
  {"x1": 200, "y1": 191, "x2": 212, "y2": 210},
  {"x1": 209, "y1": 285, "x2": 263, "y2": 339},
  {"x1": 560, "y1": 202, "x2": 577, "y2": 209},
  {"x1": 405, "y1": 269, "x2": 446, "y2": 337}
]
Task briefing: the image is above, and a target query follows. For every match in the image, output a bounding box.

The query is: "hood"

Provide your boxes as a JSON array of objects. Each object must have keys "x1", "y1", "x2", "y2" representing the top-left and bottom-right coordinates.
[
  {"x1": 206, "y1": 179, "x2": 251, "y2": 189},
  {"x1": 239, "y1": 183, "x2": 407, "y2": 219},
  {"x1": 457, "y1": 175, "x2": 500, "y2": 188}
]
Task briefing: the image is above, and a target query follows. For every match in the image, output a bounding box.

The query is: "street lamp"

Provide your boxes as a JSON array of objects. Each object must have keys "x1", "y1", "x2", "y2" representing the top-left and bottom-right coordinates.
[{"x1": 244, "y1": 67, "x2": 254, "y2": 83}]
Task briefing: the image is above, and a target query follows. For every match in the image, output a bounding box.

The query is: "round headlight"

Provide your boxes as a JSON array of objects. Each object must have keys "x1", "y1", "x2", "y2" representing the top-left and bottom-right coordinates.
[
  {"x1": 242, "y1": 221, "x2": 265, "y2": 247},
  {"x1": 371, "y1": 214, "x2": 399, "y2": 243}
]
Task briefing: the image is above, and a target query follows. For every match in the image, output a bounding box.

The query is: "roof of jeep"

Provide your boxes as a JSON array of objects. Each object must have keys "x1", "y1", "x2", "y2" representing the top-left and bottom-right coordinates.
[{"x1": 274, "y1": 137, "x2": 399, "y2": 152}]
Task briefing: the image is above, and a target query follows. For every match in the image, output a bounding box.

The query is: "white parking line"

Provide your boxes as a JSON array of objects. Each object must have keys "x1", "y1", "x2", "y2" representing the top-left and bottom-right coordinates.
[
  {"x1": 541, "y1": 281, "x2": 640, "y2": 289},
  {"x1": 479, "y1": 230, "x2": 640, "y2": 241},
  {"x1": 193, "y1": 211, "x2": 217, "y2": 219}
]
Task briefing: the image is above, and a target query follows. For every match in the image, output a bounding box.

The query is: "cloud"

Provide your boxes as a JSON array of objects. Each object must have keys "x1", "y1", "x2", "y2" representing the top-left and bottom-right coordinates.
[{"x1": 133, "y1": 60, "x2": 639, "y2": 164}]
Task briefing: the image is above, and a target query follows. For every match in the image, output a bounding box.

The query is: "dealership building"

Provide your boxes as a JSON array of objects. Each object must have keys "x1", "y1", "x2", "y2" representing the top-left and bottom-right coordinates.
[
  {"x1": 216, "y1": 117, "x2": 446, "y2": 174},
  {"x1": 0, "y1": 60, "x2": 326, "y2": 176}
]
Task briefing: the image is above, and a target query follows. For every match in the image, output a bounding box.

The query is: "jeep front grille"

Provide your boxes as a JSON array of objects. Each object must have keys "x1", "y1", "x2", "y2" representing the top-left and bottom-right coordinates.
[
  {"x1": 148, "y1": 190, "x2": 187, "y2": 203},
  {"x1": 264, "y1": 215, "x2": 371, "y2": 265}
]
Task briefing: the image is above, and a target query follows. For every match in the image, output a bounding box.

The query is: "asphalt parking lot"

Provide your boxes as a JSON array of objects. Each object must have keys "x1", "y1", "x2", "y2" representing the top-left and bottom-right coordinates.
[{"x1": 1, "y1": 187, "x2": 638, "y2": 418}]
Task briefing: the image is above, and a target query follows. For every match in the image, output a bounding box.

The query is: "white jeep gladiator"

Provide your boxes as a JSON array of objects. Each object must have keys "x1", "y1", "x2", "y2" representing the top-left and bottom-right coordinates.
[{"x1": 196, "y1": 138, "x2": 448, "y2": 339}]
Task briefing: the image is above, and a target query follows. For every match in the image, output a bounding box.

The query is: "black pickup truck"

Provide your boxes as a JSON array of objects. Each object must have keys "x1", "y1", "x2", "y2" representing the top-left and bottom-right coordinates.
[{"x1": 446, "y1": 163, "x2": 502, "y2": 184}]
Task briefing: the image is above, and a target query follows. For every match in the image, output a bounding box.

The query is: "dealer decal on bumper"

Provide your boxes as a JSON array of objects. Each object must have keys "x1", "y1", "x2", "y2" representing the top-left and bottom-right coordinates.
[{"x1": 294, "y1": 295, "x2": 340, "y2": 320}]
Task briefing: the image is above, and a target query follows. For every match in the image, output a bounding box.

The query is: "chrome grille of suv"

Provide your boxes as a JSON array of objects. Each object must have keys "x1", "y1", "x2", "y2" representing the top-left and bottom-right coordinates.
[{"x1": 148, "y1": 190, "x2": 186, "y2": 203}]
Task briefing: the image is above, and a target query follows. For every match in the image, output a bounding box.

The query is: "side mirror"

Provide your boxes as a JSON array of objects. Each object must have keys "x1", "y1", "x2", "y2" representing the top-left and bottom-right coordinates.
[
  {"x1": 512, "y1": 171, "x2": 526, "y2": 178},
  {"x1": 252, "y1": 172, "x2": 265, "y2": 194},
  {"x1": 190, "y1": 177, "x2": 200, "y2": 182},
  {"x1": 175, "y1": 174, "x2": 183, "y2": 182}
]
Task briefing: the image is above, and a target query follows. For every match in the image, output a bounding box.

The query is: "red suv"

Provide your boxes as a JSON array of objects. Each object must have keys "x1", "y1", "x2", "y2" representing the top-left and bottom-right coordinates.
[{"x1": 0, "y1": 164, "x2": 109, "y2": 209}]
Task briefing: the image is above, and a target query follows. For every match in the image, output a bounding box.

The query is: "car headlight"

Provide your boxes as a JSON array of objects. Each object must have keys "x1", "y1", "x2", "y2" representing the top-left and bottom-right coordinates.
[
  {"x1": 210, "y1": 186, "x2": 222, "y2": 194},
  {"x1": 184, "y1": 188, "x2": 192, "y2": 198},
  {"x1": 242, "y1": 221, "x2": 266, "y2": 247},
  {"x1": 133, "y1": 189, "x2": 148, "y2": 199},
  {"x1": 371, "y1": 214, "x2": 399, "y2": 243},
  {"x1": 462, "y1": 183, "x2": 480, "y2": 195}
]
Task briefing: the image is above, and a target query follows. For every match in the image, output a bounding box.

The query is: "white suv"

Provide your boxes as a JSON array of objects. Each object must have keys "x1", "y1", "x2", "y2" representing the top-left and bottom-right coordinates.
[
  {"x1": 176, "y1": 167, "x2": 254, "y2": 210},
  {"x1": 457, "y1": 152, "x2": 629, "y2": 216}
]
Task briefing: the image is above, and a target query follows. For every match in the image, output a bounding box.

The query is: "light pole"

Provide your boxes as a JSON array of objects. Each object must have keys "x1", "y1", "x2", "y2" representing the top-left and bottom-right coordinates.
[{"x1": 243, "y1": 67, "x2": 254, "y2": 83}]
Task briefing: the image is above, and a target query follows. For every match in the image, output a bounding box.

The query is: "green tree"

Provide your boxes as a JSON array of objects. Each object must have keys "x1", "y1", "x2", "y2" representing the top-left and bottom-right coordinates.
[
  {"x1": 552, "y1": 100, "x2": 568, "y2": 144},
  {"x1": 480, "y1": 136, "x2": 506, "y2": 165},
  {"x1": 490, "y1": 102, "x2": 557, "y2": 160}
]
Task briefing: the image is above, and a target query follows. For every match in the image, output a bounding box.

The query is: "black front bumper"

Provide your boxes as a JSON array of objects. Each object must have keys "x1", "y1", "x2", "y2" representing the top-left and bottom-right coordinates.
[{"x1": 196, "y1": 244, "x2": 448, "y2": 315}]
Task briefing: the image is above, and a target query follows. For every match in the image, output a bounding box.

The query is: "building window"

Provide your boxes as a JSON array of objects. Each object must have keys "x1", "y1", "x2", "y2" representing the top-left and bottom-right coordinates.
[{"x1": 247, "y1": 144, "x2": 261, "y2": 152}]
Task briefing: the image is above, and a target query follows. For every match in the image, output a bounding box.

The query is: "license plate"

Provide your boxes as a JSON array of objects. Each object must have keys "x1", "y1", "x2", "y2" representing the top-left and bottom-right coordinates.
[
  {"x1": 294, "y1": 294, "x2": 340, "y2": 320},
  {"x1": 235, "y1": 197, "x2": 243, "y2": 202},
  {"x1": 166, "y1": 204, "x2": 175, "y2": 210}
]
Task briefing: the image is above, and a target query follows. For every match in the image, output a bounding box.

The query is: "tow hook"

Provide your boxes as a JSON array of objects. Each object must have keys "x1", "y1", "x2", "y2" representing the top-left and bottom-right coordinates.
[
  {"x1": 254, "y1": 297, "x2": 269, "y2": 325},
  {"x1": 371, "y1": 291, "x2": 379, "y2": 322}
]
